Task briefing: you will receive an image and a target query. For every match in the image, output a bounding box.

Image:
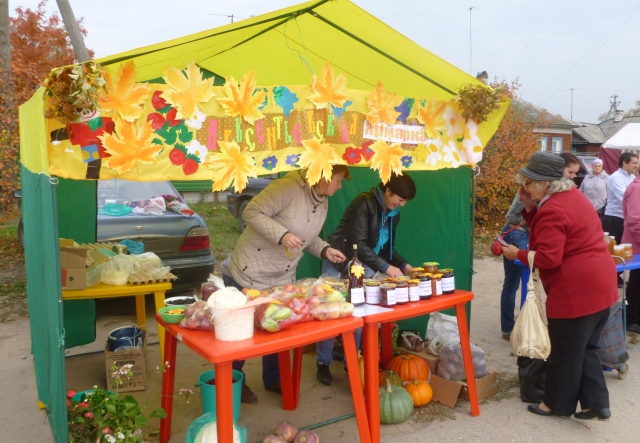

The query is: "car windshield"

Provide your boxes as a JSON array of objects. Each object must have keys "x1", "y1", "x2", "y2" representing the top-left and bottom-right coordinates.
[{"x1": 97, "y1": 179, "x2": 178, "y2": 209}]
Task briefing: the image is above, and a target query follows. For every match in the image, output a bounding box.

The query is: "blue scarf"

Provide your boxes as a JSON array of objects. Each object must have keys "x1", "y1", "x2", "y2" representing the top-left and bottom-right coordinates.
[{"x1": 373, "y1": 188, "x2": 398, "y2": 258}]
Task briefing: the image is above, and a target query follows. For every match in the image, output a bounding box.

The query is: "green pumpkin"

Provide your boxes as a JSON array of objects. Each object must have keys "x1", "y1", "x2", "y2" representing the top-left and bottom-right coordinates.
[{"x1": 379, "y1": 379, "x2": 414, "y2": 424}]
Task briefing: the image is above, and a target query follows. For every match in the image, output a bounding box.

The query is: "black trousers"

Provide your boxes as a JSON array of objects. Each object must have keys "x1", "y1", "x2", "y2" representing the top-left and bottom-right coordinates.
[
  {"x1": 544, "y1": 307, "x2": 610, "y2": 415},
  {"x1": 627, "y1": 269, "x2": 640, "y2": 325},
  {"x1": 601, "y1": 215, "x2": 624, "y2": 245}
]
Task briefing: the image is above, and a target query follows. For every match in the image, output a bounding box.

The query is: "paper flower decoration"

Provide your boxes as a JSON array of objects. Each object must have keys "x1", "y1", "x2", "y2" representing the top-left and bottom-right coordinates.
[
  {"x1": 217, "y1": 71, "x2": 268, "y2": 125},
  {"x1": 416, "y1": 100, "x2": 447, "y2": 138},
  {"x1": 98, "y1": 61, "x2": 151, "y2": 122},
  {"x1": 99, "y1": 119, "x2": 161, "y2": 173},
  {"x1": 366, "y1": 82, "x2": 401, "y2": 126},
  {"x1": 297, "y1": 137, "x2": 341, "y2": 185},
  {"x1": 308, "y1": 62, "x2": 349, "y2": 110},
  {"x1": 205, "y1": 140, "x2": 257, "y2": 193},
  {"x1": 160, "y1": 62, "x2": 215, "y2": 120},
  {"x1": 369, "y1": 140, "x2": 404, "y2": 184}
]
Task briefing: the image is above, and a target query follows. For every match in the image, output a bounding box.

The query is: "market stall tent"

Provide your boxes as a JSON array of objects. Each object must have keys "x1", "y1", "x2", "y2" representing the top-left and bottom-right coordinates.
[
  {"x1": 600, "y1": 122, "x2": 640, "y2": 173},
  {"x1": 18, "y1": 0, "x2": 509, "y2": 440}
]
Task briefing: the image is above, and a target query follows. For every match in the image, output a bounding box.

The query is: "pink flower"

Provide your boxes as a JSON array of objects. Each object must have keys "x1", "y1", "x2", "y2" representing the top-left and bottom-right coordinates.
[
  {"x1": 102, "y1": 427, "x2": 112, "y2": 434},
  {"x1": 79, "y1": 402, "x2": 88, "y2": 409},
  {"x1": 84, "y1": 412, "x2": 93, "y2": 419},
  {"x1": 66, "y1": 390, "x2": 76, "y2": 399}
]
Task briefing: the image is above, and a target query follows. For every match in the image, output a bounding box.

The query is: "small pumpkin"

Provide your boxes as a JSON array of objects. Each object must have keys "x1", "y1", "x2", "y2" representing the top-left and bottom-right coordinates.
[
  {"x1": 404, "y1": 378, "x2": 433, "y2": 407},
  {"x1": 387, "y1": 354, "x2": 430, "y2": 382},
  {"x1": 379, "y1": 379, "x2": 414, "y2": 424},
  {"x1": 378, "y1": 370, "x2": 403, "y2": 388}
]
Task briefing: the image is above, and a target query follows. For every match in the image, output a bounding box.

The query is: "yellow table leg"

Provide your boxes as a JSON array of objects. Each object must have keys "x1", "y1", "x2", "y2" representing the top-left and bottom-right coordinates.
[
  {"x1": 154, "y1": 291, "x2": 167, "y2": 363},
  {"x1": 135, "y1": 294, "x2": 147, "y2": 331}
]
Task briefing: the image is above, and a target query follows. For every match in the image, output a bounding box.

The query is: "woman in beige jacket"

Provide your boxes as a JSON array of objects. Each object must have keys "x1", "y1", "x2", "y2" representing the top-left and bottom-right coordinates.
[{"x1": 223, "y1": 166, "x2": 349, "y2": 402}]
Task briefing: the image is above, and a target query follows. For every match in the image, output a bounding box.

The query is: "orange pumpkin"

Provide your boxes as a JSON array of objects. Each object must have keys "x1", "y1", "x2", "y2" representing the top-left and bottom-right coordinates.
[
  {"x1": 386, "y1": 354, "x2": 430, "y2": 382},
  {"x1": 378, "y1": 370, "x2": 404, "y2": 388},
  {"x1": 404, "y1": 378, "x2": 433, "y2": 407}
]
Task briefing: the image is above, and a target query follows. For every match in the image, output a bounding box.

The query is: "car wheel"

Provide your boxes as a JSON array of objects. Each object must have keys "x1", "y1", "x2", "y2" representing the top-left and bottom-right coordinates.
[
  {"x1": 18, "y1": 218, "x2": 24, "y2": 249},
  {"x1": 238, "y1": 199, "x2": 250, "y2": 232}
]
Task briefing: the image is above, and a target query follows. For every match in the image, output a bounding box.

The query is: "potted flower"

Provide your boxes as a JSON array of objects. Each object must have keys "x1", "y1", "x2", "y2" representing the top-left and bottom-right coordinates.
[{"x1": 67, "y1": 363, "x2": 166, "y2": 442}]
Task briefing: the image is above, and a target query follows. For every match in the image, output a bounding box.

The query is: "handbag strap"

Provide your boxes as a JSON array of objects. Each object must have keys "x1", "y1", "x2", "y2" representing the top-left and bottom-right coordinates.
[
  {"x1": 501, "y1": 222, "x2": 525, "y2": 238},
  {"x1": 526, "y1": 250, "x2": 537, "y2": 299}
]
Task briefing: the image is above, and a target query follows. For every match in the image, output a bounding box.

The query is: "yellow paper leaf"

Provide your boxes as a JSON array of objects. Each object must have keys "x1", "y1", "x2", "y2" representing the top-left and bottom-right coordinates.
[
  {"x1": 366, "y1": 82, "x2": 401, "y2": 126},
  {"x1": 369, "y1": 140, "x2": 404, "y2": 184},
  {"x1": 216, "y1": 71, "x2": 267, "y2": 125},
  {"x1": 98, "y1": 61, "x2": 150, "y2": 122},
  {"x1": 297, "y1": 137, "x2": 341, "y2": 185},
  {"x1": 416, "y1": 100, "x2": 447, "y2": 138},
  {"x1": 160, "y1": 62, "x2": 216, "y2": 120},
  {"x1": 351, "y1": 264, "x2": 365, "y2": 279},
  {"x1": 414, "y1": 144, "x2": 429, "y2": 163},
  {"x1": 308, "y1": 62, "x2": 349, "y2": 110},
  {"x1": 99, "y1": 119, "x2": 161, "y2": 174},
  {"x1": 205, "y1": 140, "x2": 257, "y2": 193}
]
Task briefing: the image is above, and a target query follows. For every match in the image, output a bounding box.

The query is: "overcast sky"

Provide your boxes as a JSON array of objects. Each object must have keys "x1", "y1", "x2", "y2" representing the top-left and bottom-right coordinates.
[{"x1": 8, "y1": 0, "x2": 640, "y2": 123}]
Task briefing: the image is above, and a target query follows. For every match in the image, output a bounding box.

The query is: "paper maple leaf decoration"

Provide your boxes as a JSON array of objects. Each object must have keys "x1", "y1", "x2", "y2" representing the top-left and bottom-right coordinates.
[
  {"x1": 205, "y1": 140, "x2": 257, "y2": 193},
  {"x1": 416, "y1": 100, "x2": 447, "y2": 138},
  {"x1": 366, "y1": 82, "x2": 401, "y2": 126},
  {"x1": 297, "y1": 137, "x2": 341, "y2": 185},
  {"x1": 98, "y1": 61, "x2": 150, "y2": 122},
  {"x1": 99, "y1": 119, "x2": 161, "y2": 173},
  {"x1": 308, "y1": 62, "x2": 349, "y2": 110},
  {"x1": 217, "y1": 71, "x2": 268, "y2": 125},
  {"x1": 351, "y1": 264, "x2": 365, "y2": 279},
  {"x1": 160, "y1": 62, "x2": 215, "y2": 120},
  {"x1": 370, "y1": 140, "x2": 404, "y2": 184}
]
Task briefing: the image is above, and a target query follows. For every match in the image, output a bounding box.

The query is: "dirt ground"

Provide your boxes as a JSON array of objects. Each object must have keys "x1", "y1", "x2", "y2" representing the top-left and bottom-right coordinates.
[{"x1": 1, "y1": 256, "x2": 637, "y2": 442}]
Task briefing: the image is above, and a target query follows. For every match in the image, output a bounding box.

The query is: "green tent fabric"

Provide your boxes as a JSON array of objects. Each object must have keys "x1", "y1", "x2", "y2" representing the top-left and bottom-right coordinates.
[{"x1": 18, "y1": 1, "x2": 505, "y2": 441}]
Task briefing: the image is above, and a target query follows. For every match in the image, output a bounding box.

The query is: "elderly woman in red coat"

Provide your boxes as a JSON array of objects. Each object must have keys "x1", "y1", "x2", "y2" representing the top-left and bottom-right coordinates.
[{"x1": 504, "y1": 152, "x2": 618, "y2": 421}]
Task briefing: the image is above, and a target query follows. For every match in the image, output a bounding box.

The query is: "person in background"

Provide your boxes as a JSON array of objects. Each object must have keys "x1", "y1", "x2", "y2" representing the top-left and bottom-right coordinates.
[
  {"x1": 498, "y1": 194, "x2": 529, "y2": 341},
  {"x1": 580, "y1": 159, "x2": 608, "y2": 216},
  {"x1": 223, "y1": 166, "x2": 350, "y2": 403},
  {"x1": 622, "y1": 173, "x2": 640, "y2": 334},
  {"x1": 602, "y1": 152, "x2": 639, "y2": 245},
  {"x1": 316, "y1": 173, "x2": 417, "y2": 385},
  {"x1": 503, "y1": 152, "x2": 617, "y2": 421},
  {"x1": 559, "y1": 152, "x2": 580, "y2": 182}
]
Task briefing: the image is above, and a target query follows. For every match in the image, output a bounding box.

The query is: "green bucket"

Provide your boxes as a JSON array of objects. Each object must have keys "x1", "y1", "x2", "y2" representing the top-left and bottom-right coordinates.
[{"x1": 196, "y1": 369, "x2": 244, "y2": 422}]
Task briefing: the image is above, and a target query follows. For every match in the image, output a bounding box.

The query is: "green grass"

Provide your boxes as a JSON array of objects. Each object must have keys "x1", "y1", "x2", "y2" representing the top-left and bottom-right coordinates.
[
  {"x1": 190, "y1": 202, "x2": 241, "y2": 275},
  {"x1": 0, "y1": 215, "x2": 27, "y2": 322}
]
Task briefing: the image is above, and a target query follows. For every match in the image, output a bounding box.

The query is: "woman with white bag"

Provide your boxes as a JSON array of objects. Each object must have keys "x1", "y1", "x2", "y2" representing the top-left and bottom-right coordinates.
[{"x1": 503, "y1": 152, "x2": 617, "y2": 421}]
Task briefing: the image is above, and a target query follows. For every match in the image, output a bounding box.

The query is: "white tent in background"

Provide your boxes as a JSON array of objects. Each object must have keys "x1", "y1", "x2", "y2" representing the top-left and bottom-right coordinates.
[{"x1": 600, "y1": 123, "x2": 640, "y2": 173}]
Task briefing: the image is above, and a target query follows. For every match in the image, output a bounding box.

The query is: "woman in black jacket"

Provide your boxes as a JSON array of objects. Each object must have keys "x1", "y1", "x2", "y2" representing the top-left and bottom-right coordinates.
[{"x1": 315, "y1": 173, "x2": 416, "y2": 385}]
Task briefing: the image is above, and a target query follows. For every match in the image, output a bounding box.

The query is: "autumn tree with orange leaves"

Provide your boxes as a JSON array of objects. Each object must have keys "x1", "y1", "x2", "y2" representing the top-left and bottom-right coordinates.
[
  {"x1": 0, "y1": 1, "x2": 92, "y2": 211},
  {"x1": 475, "y1": 79, "x2": 548, "y2": 229}
]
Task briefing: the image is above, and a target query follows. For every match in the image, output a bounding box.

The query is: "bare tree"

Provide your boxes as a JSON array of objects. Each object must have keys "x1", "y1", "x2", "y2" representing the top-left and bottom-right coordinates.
[{"x1": 55, "y1": 0, "x2": 90, "y2": 62}]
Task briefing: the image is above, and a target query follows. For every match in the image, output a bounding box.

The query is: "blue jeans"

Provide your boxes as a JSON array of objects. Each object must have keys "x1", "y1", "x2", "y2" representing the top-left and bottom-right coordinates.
[
  {"x1": 223, "y1": 274, "x2": 280, "y2": 387},
  {"x1": 316, "y1": 259, "x2": 373, "y2": 365},
  {"x1": 500, "y1": 225, "x2": 529, "y2": 335}
]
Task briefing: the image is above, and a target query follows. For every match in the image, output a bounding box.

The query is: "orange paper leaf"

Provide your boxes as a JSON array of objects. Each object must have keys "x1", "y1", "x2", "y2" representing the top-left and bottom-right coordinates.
[
  {"x1": 297, "y1": 137, "x2": 341, "y2": 185},
  {"x1": 205, "y1": 140, "x2": 257, "y2": 193},
  {"x1": 308, "y1": 62, "x2": 349, "y2": 110},
  {"x1": 369, "y1": 140, "x2": 404, "y2": 184},
  {"x1": 416, "y1": 100, "x2": 447, "y2": 138},
  {"x1": 217, "y1": 71, "x2": 267, "y2": 125},
  {"x1": 366, "y1": 82, "x2": 401, "y2": 126},
  {"x1": 160, "y1": 62, "x2": 216, "y2": 120},
  {"x1": 99, "y1": 119, "x2": 161, "y2": 174},
  {"x1": 98, "y1": 61, "x2": 150, "y2": 122}
]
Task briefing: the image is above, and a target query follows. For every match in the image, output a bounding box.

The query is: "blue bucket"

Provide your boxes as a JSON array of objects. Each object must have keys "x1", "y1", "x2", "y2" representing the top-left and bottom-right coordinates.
[
  {"x1": 196, "y1": 369, "x2": 244, "y2": 422},
  {"x1": 107, "y1": 326, "x2": 143, "y2": 351}
]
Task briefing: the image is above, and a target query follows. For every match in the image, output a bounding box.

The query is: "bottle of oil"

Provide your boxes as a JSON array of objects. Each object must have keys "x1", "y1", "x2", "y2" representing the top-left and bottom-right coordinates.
[{"x1": 347, "y1": 244, "x2": 365, "y2": 305}]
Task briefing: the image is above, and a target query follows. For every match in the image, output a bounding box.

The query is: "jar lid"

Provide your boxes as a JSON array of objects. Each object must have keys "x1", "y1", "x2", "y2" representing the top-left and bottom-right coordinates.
[
  {"x1": 439, "y1": 268, "x2": 454, "y2": 273},
  {"x1": 614, "y1": 245, "x2": 624, "y2": 250},
  {"x1": 423, "y1": 262, "x2": 439, "y2": 266},
  {"x1": 621, "y1": 243, "x2": 632, "y2": 247}
]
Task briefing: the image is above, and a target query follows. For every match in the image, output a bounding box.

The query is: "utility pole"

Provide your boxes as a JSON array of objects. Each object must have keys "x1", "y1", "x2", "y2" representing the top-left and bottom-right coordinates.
[
  {"x1": 55, "y1": 0, "x2": 90, "y2": 62},
  {"x1": 469, "y1": 6, "x2": 474, "y2": 75},
  {"x1": 0, "y1": 0, "x2": 10, "y2": 80}
]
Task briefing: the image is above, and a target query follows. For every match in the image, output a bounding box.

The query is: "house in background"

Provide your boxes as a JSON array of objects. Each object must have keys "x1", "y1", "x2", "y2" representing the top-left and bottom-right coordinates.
[
  {"x1": 511, "y1": 98, "x2": 578, "y2": 153},
  {"x1": 572, "y1": 114, "x2": 640, "y2": 154}
]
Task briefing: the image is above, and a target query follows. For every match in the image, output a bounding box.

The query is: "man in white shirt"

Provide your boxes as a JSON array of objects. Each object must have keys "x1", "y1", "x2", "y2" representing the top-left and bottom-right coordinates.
[{"x1": 602, "y1": 152, "x2": 639, "y2": 245}]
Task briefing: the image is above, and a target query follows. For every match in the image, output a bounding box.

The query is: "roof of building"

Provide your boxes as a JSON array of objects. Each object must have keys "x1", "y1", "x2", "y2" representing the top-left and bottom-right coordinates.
[
  {"x1": 572, "y1": 115, "x2": 640, "y2": 144},
  {"x1": 512, "y1": 98, "x2": 579, "y2": 128}
]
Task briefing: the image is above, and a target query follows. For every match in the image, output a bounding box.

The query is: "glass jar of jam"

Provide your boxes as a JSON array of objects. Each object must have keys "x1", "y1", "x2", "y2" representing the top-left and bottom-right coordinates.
[
  {"x1": 440, "y1": 268, "x2": 455, "y2": 294},
  {"x1": 408, "y1": 279, "x2": 420, "y2": 302},
  {"x1": 365, "y1": 281, "x2": 381, "y2": 305},
  {"x1": 380, "y1": 283, "x2": 397, "y2": 307},
  {"x1": 613, "y1": 245, "x2": 625, "y2": 259},
  {"x1": 394, "y1": 280, "x2": 409, "y2": 304},
  {"x1": 418, "y1": 274, "x2": 432, "y2": 300},
  {"x1": 431, "y1": 273, "x2": 443, "y2": 296},
  {"x1": 621, "y1": 244, "x2": 634, "y2": 261},
  {"x1": 423, "y1": 262, "x2": 439, "y2": 274}
]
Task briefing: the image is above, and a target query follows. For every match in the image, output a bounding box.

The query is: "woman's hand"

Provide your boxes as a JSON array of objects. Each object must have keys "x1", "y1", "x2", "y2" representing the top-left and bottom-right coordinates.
[
  {"x1": 325, "y1": 248, "x2": 346, "y2": 263},
  {"x1": 518, "y1": 184, "x2": 536, "y2": 212},
  {"x1": 281, "y1": 232, "x2": 303, "y2": 249},
  {"x1": 502, "y1": 244, "x2": 520, "y2": 260},
  {"x1": 386, "y1": 265, "x2": 404, "y2": 278}
]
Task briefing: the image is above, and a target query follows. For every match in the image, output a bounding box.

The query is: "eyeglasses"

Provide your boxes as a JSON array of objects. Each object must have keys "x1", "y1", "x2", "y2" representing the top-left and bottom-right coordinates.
[{"x1": 523, "y1": 180, "x2": 534, "y2": 188}]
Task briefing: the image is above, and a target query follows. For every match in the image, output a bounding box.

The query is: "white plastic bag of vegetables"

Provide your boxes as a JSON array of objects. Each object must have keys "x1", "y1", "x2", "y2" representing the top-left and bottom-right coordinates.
[
  {"x1": 100, "y1": 255, "x2": 139, "y2": 285},
  {"x1": 180, "y1": 300, "x2": 213, "y2": 330},
  {"x1": 185, "y1": 411, "x2": 247, "y2": 443}
]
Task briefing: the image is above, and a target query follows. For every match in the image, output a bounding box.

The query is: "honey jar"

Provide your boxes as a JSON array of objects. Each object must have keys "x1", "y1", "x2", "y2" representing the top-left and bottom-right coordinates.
[
  {"x1": 408, "y1": 279, "x2": 420, "y2": 302},
  {"x1": 431, "y1": 273, "x2": 443, "y2": 296},
  {"x1": 621, "y1": 244, "x2": 634, "y2": 261},
  {"x1": 440, "y1": 268, "x2": 455, "y2": 294},
  {"x1": 365, "y1": 281, "x2": 381, "y2": 305},
  {"x1": 380, "y1": 283, "x2": 397, "y2": 307},
  {"x1": 423, "y1": 262, "x2": 439, "y2": 274},
  {"x1": 418, "y1": 274, "x2": 432, "y2": 300}
]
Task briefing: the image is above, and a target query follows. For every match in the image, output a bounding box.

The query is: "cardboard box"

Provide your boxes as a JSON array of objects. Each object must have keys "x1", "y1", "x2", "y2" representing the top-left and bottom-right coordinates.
[
  {"x1": 60, "y1": 239, "x2": 110, "y2": 290},
  {"x1": 398, "y1": 347, "x2": 441, "y2": 375},
  {"x1": 104, "y1": 332, "x2": 147, "y2": 392},
  {"x1": 429, "y1": 371, "x2": 498, "y2": 408}
]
